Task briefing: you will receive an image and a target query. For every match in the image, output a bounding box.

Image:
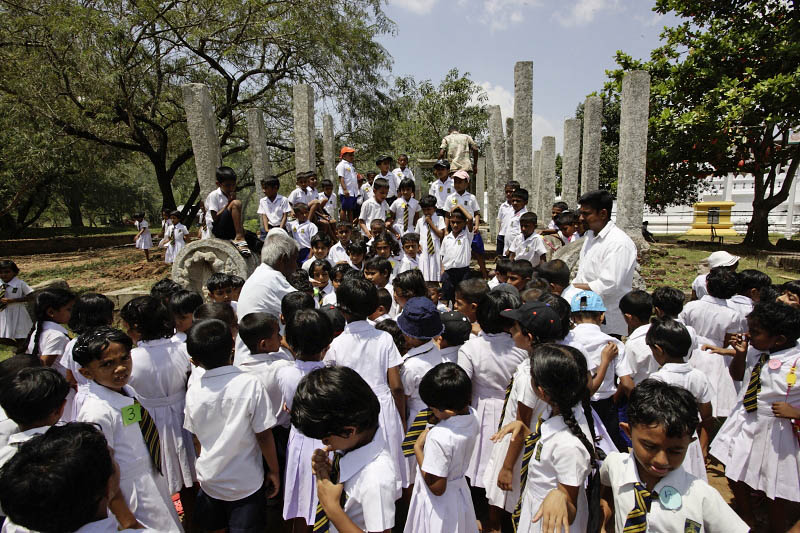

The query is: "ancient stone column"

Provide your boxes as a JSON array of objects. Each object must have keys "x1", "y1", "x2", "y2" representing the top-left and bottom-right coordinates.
[
  {"x1": 580, "y1": 95, "x2": 603, "y2": 196},
  {"x1": 476, "y1": 156, "x2": 486, "y2": 225},
  {"x1": 616, "y1": 71, "x2": 651, "y2": 233},
  {"x1": 513, "y1": 61, "x2": 534, "y2": 193},
  {"x1": 485, "y1": 141, "x2": 496, "y2": 243},
  {"x1": 531, "y1": 149, "x2": 541, "y2": 216},
  {"x1": 322, "y1": 114, "x2": 336, "y2": 184},
  {"x1": 245, "y1": 109, "x2": 272, "y2": 199},
  {"x1": 540, "y1": 136, "x2": 556, "y2": 226},
  {"x1": 505, "y1": 117, "x2": 514, "y2": 180},
  {"x1": 293, "y1": 84, "x2": 315, "y2": 174},
  {"x1": 488, "y1": 106, "x2": 507, "y2": 230},
  {"x1": 562, "y1": 118, "x2": 581, "y2": 207},
  {"x1": 182, "y1": 84, "x2": 222, "y2": 199}
]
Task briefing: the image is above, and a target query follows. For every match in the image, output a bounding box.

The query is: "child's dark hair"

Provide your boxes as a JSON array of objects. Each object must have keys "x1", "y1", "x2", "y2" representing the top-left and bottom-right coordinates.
[
  {"x1": 456, "y1": 278, "x2": 489, "y2": 305},
  {"x1": 375, "y1": 319, "x2": 406, "y2": 354},
  {"x1": 336, "y1": 220, "x2": 354, "y2": 232},
  {"x1": 419, "y1": 195, "x2": 437, "y2": 209},
  {"x1": 419, "y1": 362, "x2": 471, "y2": 412},
  {"x1": 238, "y1": 313, "x2": 280, "y2": 354},
  {"x1": 364, "y1": 256, "x2": 392, "y2": 277},
  {"x1": 26, "y1": 288, "x2": 76, "y2": 357},
  {"x1": 747, "y1": 301, "x2": 800, "y2": 343},
  {"x1": 0, "y1": 367, "x2": 69, "y2": 426},
  {"x1": 120, "y1": 296, "x2": 174, "y2": 341},
  {"x1": 319, "y1": 304, "x2": 346, "y2": 336},
  {"x1": 782, "y1": 279, "x2": 800, "y2": 299},
  {"x1": 401, "y1": 232, "x2": 420, "y2": 247},
  {"x1": 310, "y1": 259, "x2": 332, "y2": 279},
  {"x1": 0, "y1": 422, "x2": 113, "y2": 532},
  {"x1": 706, "y1": 267, "x2": 738, "y2": 300},
  {"x1": 737, "y1": 269, "x2": 771, "y2": 295},
  {"x1": 73, "y1": 327, "x2": 133, "y2": 367},
  {"x1": 169, "y1": 210, "x2": 181, "y2": 219},
  {"x1": 330, "y1": 263, "x2": 354, "y2": 282},
  {"x1": 375, "y1": 288, "x2": 393, "y2": 315},
  {"x1": 293, "y1": 202, "x2": 309, "y2": 214},
  {"x1": 511, "y1": 188, "x2": 529, "y2": 203},
  {"x1": 619, "y1": 290, "x2": 652, "y2": 323},
  {"x1": 262, "y1": 177, "x2": 280, "y2": 189},
  {"x1": 372, "y1": 177, "x2": 389, "y2": 191},
  {"x1": 426, "y1": 281, "x2": 441, "y2": 294},
  {"x1": 651, "y1": 286, "x2": 685, "y2": 317},
  {"x1": 536, "y1": 259, "x2": 570, "y2": 288},
  {"x1": 0, "y1": 260, "x2": 19, "y2": 274},
  {"x1": 556, "y1": 211, "x2": 578, "y2": 227},
  {"x1": 150, "y1": 278, "x2": 182, "y2": 303},
  {"x1": 520, "y1": 211, "x2": 538, "y2": 226},
  {"x1": 449, "y1": 209, "x2": 467, "y2": 223},
  {"x1": 337, "y1": 278, "x2": 378, "y2": 320},
  {"x1": 281, "y1": 291, "x2": 315, "y2": 325},
  {"x1": 398, "y1": 177, "x2": 415, "y2": 193},
  {"x1": 68, "y1": 293, "x2": 114, "y2": 335},
  {"x1": 628, "y1": 379, "x2": 699, "y2": 438},
  {"x1": 216, "y1": 166, "x2": 237, "y2": 183},
  {"x1": 370, "y1": 232, "x2": 400, "y2": 257},
  {"x1": 530, "y1": 343, "x2": 600, "y2": 533},
  {"x1": 394, "y1": 270, "x2": 427, "y2": 299},
  {"x1": 342, "y1": 267, "x2": 366, "y2": 282},
  {"x1": 509, "y1": 259, "x2": 534, "y2": 280},
  {"x1": 291, "y1": 366, "x2": 380, "y2": 439},
  {"x1": 311, "y1": 233, "x2": 332, "y2": 248},
  {"x1": 524, "y1": 276, "x2": 551, "y2": 294},
  {"x1": 288, "y1": 271, "x2": 313, "y2": 294},
  {"x1": 193, "y1": 302, "x2": 237, "y2": 328},
  {"x1": 578, "y1": 189, "x2": 613, "y2": 217},
  {"x1": 287, "y1": 309, "x2": 333, "y2": 360},
  {"x1": 0, "y1": 355, "x2": 42, "y2": 384},
  {"x1": 320, "y1": 178, "x2": 333, "y2": 188},
  {"x1": 536, "y1": 293, "x2": 571, "y2": 340},
  {"x1": 186, "y1": 319, "x2": 234, "y2": 368},
  {"x1": 553, "y1": 201, "x2": 569, "y2": 211},
  {"x1": 495, "y1": 256, "x2": 512, "y2": 276},
  {"x1": 477, "y1": 290, "x2": 522, "y2": 334},
  {"x1": 505, "y1": 180, "x2": 520, "y2": 190},
  {"x1": 169, "y1": 290, "x2": 204, "y2": 317},
  {"x1": 206, "y1": 272, "x2": 233, "y2": 292},
  {"x1": 347, "y1": 239, "x2": 368, "y2": 257},
  {"x1": 761, "y1": 284, "x2": 781, "y2": 303},
  {"x1": 645, "y1": 317, "x2": 692, "y2": 360}
]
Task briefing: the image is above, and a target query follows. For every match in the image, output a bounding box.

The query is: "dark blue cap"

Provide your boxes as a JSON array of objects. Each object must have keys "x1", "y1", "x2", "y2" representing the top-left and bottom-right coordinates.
[{"x1": 397, "y1": 297, "x2": 444, "y2": 339}]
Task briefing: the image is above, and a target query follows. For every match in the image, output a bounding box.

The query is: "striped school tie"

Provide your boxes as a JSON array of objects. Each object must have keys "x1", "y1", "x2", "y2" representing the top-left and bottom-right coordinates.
[
  {"x1": 403, "y1": 204, "x2": 409, "y2": 228},
  {"x1": 623, "y1": 482, "x2": 653, "y2": 533},
  {"x1": 426, "y1": 229, "x2": 435, "y2": 254},
  {"x1": 511, "y1": 417, "x2": 542, "y2": 531},
  {"x1": 744, "y1": 353, "x2": 770, "y2": 412},
  {"x1": 0, "y1": 284, "x2": 6, "y2": 311},
  {"x1": 313, "y1": 452, "x2": 344, "y2": 532},
  {"x1": 402, "y1": 408, "x2": 432, "y2": 456},
  {"x1": 498, "y1": 377, "x2": 515, "y2": 431},
  {"x1": 135, "y1": 398, "x2": 162, "y2": 475}
]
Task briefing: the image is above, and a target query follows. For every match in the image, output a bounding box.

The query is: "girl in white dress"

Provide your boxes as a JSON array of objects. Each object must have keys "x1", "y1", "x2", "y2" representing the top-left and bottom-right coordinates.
[
  {"x1": 120, "y1": 296, "x2": 196, "y2": 514},
  {"x1": 710, "y1": 301, "x2": 800, "y2": 531},
  {"x1": 647, "y1": 318, "x2": 713, "y2": 481},
  {"x1": 0, "y1": 261, "x2": 33, "y2": 351},
  {"x1": 161, "y1": 211, "x2": 189, "y2": 264},
  {"x1": 132, "y1": 213, "x2": 153, "y2": 262},
  {"x1": 26, "y1": 288, "x2": 75, "y2": 376},
  {"x1": 404, "y1": 362, "x2": 480, "y2": 533},
  {"x1": 277, "y1": 309, "x2": 332, "y2": 532}
]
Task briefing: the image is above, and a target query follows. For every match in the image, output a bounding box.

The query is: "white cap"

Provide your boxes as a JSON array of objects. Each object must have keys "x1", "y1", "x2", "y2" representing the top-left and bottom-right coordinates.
[{"x1": 706, "y1": 251, "x2": 740, "y2": 269}]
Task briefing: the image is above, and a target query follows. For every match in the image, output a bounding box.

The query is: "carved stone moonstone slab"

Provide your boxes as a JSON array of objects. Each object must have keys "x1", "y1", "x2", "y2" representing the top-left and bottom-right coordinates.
[{"x1": 172, "y1": 239, "x2": 257, "y2": 295}]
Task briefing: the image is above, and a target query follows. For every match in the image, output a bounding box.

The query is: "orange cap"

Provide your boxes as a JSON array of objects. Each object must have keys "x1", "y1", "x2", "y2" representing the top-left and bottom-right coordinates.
[{"x1": 340, "y1": 146, "x2": 355, "y2": 156}]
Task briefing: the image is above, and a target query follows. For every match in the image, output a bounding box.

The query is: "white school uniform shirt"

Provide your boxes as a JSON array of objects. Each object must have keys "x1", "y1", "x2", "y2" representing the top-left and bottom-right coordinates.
[
  {"x1": 359, "y1": 197, "x2": 390, "y2": 235},
  {"x1": 441, "y1": 229, "x2": 473, "y2": 270},
  {"x1": 445, "y1": 190, "x2": 480, "y2": 218},
  {"x1": 0, "y1": 408, "x2": 17, "y2": 449},
  {"x1": 257, "y1": 194, "x2": 291, "y2": 227},
  {"x1": 572, "y1": 221, "x2": 638, "y2": 336},
  {"x1": 509, "y1": 232, "x2": 548, "y2": 266},
  {"x1": 27, "y1": 321, "x2": 69, "y2": 376},
  {"x1": 504, "y1": 208, "x2": 528, "y2": 255},
  {"x1": 183, "y1": 366, "x2": 276, "y2": 501},
  {"x1": 398, "y1": 255, "x2": 419, "y2": 274},
  {"x1": 487, "y1": 276, "x2": 500, "y2": 289},
  {"x1": 390, "y1": 196, "x2": 421, "y2": 234},
  {"x1": 0, "y1": 276, "x2": 33, "y2": 340},
  {"x1": 692, "y1": 273, "x2": 708, "y2": 299},
  {"x1": 302, "y1": 255, "x2": 334, "y2": 272},
  {"x1": 600, "y1": 451, "x2": 749, "y2": 533},
  {"x1": 165, "y1": 222, "x2": 188, "y2": 246},
  {"x1": 625, "y1": 324, "x2": 658, "y2": 385},
  {"x1": 205, "y1": 187, "x2": 230, "y2": 230},
  {"x1": 359, "y1": 181, "x2": 374, "y2": 204},
  {"x1": 415, "y1": 214, "x2": 446, "y2": 280},
  {"x1": 651, "y1": 363, "x2": 712, "y2": 404},
  {"x1": 314, "y1": 282, "x2": 334, "y2": 308},
  {"x1": 497, "y1": 201, "x2": 514, "y2": 237},
  {"x1": 337, "y1": 159, "x2": 359, "y2": 197},
  {"x1": 328, "y1": 241, "x2": 350, "y2": 265},
  {"x1": 570, "y1": 323, "x2": 630, "y2": 400},
  {"x1": 429, "y1": 177, "x2": 454, "y2": 210},
  {"x1": 439, "y1": 345, "x2": 459, "y2": 363},
  {"x1": 322, "y1": 290, "x2": 337, "y2": 307},
  {"x1": 378, "y1": 171, "x2": 399, "y2": 198},
  {"x1": 236, "y1": 351, "x2": 293, "y2": 427},
  {"x1": 74, "y1": 517, "x2": 157, "y2": 533},
  {"x1": 393, "y1": 166, "x2": 414, "y2": 185},
  {"x1": 289, "y1": 219, "x2": 317, "y2": 249},
  {"x1": 319, "y1": 191, "x2": 337, "y2": 217},
  {"x1": 324, "y1": 321, "x2": 402, "y2": 392},
  {"x1": 400, "y1": 341, "x2": 444, "y2": 427},
  {"x1": 288, "y1": 187, "x2": 314, "y2": 207},
  {"x1": 334, "y1": 430, "x2": 401, "y2": 533},
  {"x1": 727, "y1": 294, "x2": 754, "y2": 317},
  {"x1": 679, "y1": 295, "x2": 746, "y2": 347}
]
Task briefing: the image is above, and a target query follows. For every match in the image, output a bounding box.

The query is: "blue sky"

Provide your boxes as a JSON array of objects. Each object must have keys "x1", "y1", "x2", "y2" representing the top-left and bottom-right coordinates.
[{"x1": 375, "y1": 0, "x2": 680, "y2": 153}]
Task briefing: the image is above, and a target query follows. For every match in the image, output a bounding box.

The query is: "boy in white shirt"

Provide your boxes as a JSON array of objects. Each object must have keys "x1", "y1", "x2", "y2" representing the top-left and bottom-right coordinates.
[
  {"x1": 337, "y1": 146, "x2": 360, "y2": 223},
  {"x1": 507, "y1": 211, "x2": 547, "y2": 267},
  {"x1": 495, "y1": 180, "x2": 519, "y2": 257},
  {"x1": 446, "y1": 170, "x2": 487, "y2": 279},
  {"x1": 205, "y1": 166, "x2": 250, "y2": 256},
  {"x1": 428, "y1": 159, "x2": 454, "y2": 214},
  {"x1": 679, "y1": 267, "x2": 746, "y2": 348},
  {"x1": 729, "y1": 268, "x2": 771, "y2": 317},
  {"x1": 399, "y1": 233, "x2": 421, "y2": 274},
  {"x1": 619, "y1": 290, "x2": 656, "y2": 385},
  {"x1": 540, "y1": 200, "x2": 569, "y2": 235},
  {"x1": 301, "y1": 233, "x2": 333, "y2": 272},
  {"x1": 359, "y1": 171, "x2": 376, "y2": 207},
  {"x1": 184, "y1": 319, "x2": 281, "y2": 532},
  {"x1": 440, "y1": 209, "x2": 473, "y2": 306},
  {"x1": 503, "y1": 188, "x2": 529, "y2": 256},
  {"x1": 392, "y1": 153, "x2": 414, "y2": 185},
  {"x1": 415, "y1": 195, "x2": 447, "y2": 282},
  {"x1": 375, "y1": 155, "x2": 399, "y2": 205},
  {"x1": 390, "y1": 178, "x2": 421, "y2": 235},
  {"x1": 288, "y1": 172, "x2": 314, "y2": 210},
  {"x1": 289, "y1": 203, "x2": 318, "y2": 265},
  {"x1": 555, "y1": 210, "x2": 581, "y2": 244},
  {"x1": 359, "y1": 177, "x2": 390, "y2": 238},
  {"x1": 437, "y1": 311, "x2": 472, "y2": 363},
  {"x1": 318, "y1": 178, "x2": 338, "y2": 233},
  {"x1": 257, "y1": 177, "x2": 291, "y2": 233},
  {"x1": 329, "y1": 222, "x2": 353, "y2": 265},
  {"x1": 346, "y1": 240, "x2": 367, "y2": 271}
]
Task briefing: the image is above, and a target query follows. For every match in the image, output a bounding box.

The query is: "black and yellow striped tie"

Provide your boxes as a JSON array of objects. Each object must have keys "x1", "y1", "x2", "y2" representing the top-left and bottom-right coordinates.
[
  {"x1": 402, "y1": 408, "x2": 432, "y2": 456},
  {"x1": 135, "y1": 398, "x2": 162, "y2": 475},
  {"x1": 511, "y1": 417, "x2": 542, "y2": 531},
  {"x1": 622, "y1": 482, "x2": 653, "y2": 533},
  {"x1": 403, "y1": 204, "x2": 409, "y2": 228},
  {"x1": 497, "y1": 377, "x2": 514, "y2": 431},
  {"x1": 313, "y1": 452, "x2": 344, "y2": 532},
  {"x1": 426, "y1": 229, "x2": 435, "y2": 254},
  {"x1": 744, "y1": 353, "x2": 770, "y2": 412},
  {"x1": 0, "y1": 284, "x2": 6, "y2": 311}
]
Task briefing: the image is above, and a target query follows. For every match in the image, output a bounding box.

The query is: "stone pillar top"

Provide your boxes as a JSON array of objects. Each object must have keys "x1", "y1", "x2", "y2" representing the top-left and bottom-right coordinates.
[{"x1": 182, "y1": 83, "x2": 222, "y2": 200}]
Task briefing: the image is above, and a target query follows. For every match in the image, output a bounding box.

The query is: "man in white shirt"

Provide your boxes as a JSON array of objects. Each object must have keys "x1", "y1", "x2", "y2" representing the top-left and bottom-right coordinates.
[
  {"x1": 571, "y1": 190, "x2": 638, "y2": 337},
  {"x1": 337, "y1": 146, "x2": 360, "y2": 223}
]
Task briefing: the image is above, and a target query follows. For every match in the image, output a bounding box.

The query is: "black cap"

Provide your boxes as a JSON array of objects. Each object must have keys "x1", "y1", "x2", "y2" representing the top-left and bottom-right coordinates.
[
  {"x1": 500, "y1": 301, "x2": 561, "y2": 340},
  {"x1": 375, "y1": 155, "x2": 393, "y2": 165},
  {"x1": 433, "y1": 158, "x2": 450, "y2": 169},
  {"x1": 440, "y1": 310, "x2": 471, "y2": 345}
]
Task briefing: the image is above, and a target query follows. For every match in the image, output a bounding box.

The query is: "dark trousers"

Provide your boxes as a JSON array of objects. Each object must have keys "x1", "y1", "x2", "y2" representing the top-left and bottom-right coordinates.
[
  {"x1": 592, "y1": 396, "x2": 628, "y2": 452},
  {"x1": 441, "y1": 266, "x2": 470, "y2": 304},
  {"x1": 496, "y1": 235, "x2": 505, "y2": 257},
  {"x1": 194, "y1": 485, "x2": 266, "y2": 532}
]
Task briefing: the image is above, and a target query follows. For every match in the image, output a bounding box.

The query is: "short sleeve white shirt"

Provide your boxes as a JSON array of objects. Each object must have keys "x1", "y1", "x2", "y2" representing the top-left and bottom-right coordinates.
[
  {"x1": 570, "y1": 323, "x2": 630, "y2": 400},
  {"x1": 257, "y1": 195, "x2": 291, "y2": 226},
  {"x1": 497, "y1": 201, "x2": 514, "y2": 236},
  {"x1": 504, "y1": 208, "x2": 528, "y2": 255},
  {"x1": 288, "y1": 187, "x2": 313, "y2": 207},
  {"x1": 398, "y1": 255, "x2": 419, "y2": 274},
  {"x1": 509, "y1": 233, "x2": 548, "y2": 266},
  {"x1": 390, "y1": 197, "x2": 421, "y2": 234},
  {"x1": 441, "y1": 229, "x2": 473, "y2": 270},
  {"x1": 651, "y1": 363, "x2": 713, "y2": 404},
  {"x1": 27, "y1": 321, "x2": 69, "y2": 375},
  {"x1": 319, "y1": 192, "x2": 337, "y2": 217},
  {"x1": 625, "y1": 324, "x2": 658, "y2": 385},
  {"x1": 236, "y1": 351, "x2": 293, "y2": 427},
  {"x1": 324, "y1": 321, "x2": 402, "y2": 394},
  {"x1": 679, "y1": 296, "x2": 746, "y2": 347},
  {"x1": 358, "y1": 198, "x2": 390, "y2": 234},
  {"x1": 337, "y1": 160, "x2": 359, "y2": 196},
  {"x1": 422, "y1": 409, "x2": 479, "y2": 480},
  {"x1": 205, "y1": 188, "x2": 229, "y2": 228},
  {"x1": 457, "y1": 333, "x2": 528, "y2": 398},
  {"x1": 429, "y1": 177, "x2": 454, "y2": 209},
  {"x1": 289, "y1": 220, "x2": 318, "y2": 249},
  {"x1": 692, "y1": 274, "x2": 708, "y2": 299},
  {"x1": 445, "y1": 191, "x2": 480, "y2": 217},
  {"x1": 359, "y1": 182, "x2": 374, "y2": 203},
  {"x1": 400, "y1": 341, "x2": 443, "y2": 424},
  {"x1": 328, "y1": 241, "x2": 350, "y2": 265}
]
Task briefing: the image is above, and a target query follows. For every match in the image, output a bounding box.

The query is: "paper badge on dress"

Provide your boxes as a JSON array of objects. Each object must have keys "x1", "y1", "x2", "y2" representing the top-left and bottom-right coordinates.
[{"x1": 659, "y1": 486, "x2": 682, "y2": 510}]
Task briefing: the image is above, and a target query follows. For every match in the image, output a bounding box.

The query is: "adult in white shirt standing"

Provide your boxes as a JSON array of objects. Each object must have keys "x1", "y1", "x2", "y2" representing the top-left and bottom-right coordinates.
[{"x1": 571, "y1": 190, "x2": 638, "y2": 337}]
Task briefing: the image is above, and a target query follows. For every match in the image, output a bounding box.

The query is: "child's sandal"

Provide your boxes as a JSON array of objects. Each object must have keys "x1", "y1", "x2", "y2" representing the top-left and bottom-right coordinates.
[{"x1": 232, "y1": 240, "x2": 251, "y2": 257}]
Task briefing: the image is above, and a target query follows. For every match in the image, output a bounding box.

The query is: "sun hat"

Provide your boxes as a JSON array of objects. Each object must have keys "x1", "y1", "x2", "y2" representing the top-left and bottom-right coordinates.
[
  {"x1": 706, "y1": 251, "x2": 740, "y2": 269},
  {"x1": 397, "y1": 297, "x2": 445, "y2": 339},
  {"x1": 433, "y1": 158, "x2": 450, "y2": 169}
]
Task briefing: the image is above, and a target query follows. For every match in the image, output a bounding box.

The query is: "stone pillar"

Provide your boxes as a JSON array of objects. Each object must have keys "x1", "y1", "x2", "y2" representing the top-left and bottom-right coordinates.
[
  {"x1": 412, "y1": 164, "x2": 423, "y2": 201},
  {"x1": 322, "y1": 115, "x2": 336, "y2": 185},
  {"x1": 476, "y1": 156, "x2": 487, "y2": 232},
  {"x1": 488, "y1": 106, "x2": 507, "y2": 227},
  {"x1": 182, "y1": 83, "x2": 222, "y2": 199},
  {"x1": 293, "y1": 84, "x2": 315, "y2": 174},
  {"x1": 531, "y1": 150, "x2": 541, "y2": 215},
  {"x1": 513, "y1": 61, "x2": 534, "y2": 193},
  {"x1": 505, "y1": 118, "x2": 514, "y2": 180},
  {"x1": 615, "y1": 71, "x2": 651, "y2": 233},
  {"x1": 580, "y1": 95, "x2": 603, "y2": 196},
  {"x1": 245, "y1": 109, "x2": 272, "y2": 199},
  {"x1": 723, "y1": 174, "x2": 733, "y2": 202},
  {"x1": 540, "y1": 136, "x2": 556, "y2": 226},
  {"x1": 562, "y1": 118, "x2": 581, "y2": 208},
  {"x1": 485, "y1": 141, "x2": 496, "y2": 243},
  {"x1": 785, "y1": 170, "x2": 799, "y2": 237}
]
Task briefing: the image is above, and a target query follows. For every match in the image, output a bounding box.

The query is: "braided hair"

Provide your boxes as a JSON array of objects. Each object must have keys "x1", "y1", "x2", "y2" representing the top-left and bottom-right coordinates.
[
  {"x1": 25, "y1": 289, "x2": 75, "y2": 357},
  {"x1": 530, "y1": 343, "x2": 601, "y2": 533}
]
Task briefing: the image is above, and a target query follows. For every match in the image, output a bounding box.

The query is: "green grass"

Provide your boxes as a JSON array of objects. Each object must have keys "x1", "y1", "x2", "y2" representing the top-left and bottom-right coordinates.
[
  {"x1": 0, "y1": 345, "x2": 16, "y2": 362},
  {"x1": 23, "y1": 255, "x2": 141, "y2": 287},
  {"x1": 0, "y1": 226, "x2": 137, "y2": 240}
]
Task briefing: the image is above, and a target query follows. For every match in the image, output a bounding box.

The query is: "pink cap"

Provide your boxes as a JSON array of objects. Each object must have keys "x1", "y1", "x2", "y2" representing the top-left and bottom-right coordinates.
[{"x1": 452, "y1": 170, "x2": 470, "y2": 181}]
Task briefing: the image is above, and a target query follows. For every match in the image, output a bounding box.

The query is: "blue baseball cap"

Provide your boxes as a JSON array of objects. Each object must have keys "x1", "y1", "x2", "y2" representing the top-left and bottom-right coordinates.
[
  {"x1": 570, "y1": 290, "x2": 606, "y2": 312},
  {"x1": 397, "y1": 297, "x2": 445, "y2": 339}
]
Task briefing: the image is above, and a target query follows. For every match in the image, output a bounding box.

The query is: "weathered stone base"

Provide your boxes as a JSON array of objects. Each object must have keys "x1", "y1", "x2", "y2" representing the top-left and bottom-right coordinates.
[{"x1": 171, "y1": 239, "x2": 258, "y2": 295}]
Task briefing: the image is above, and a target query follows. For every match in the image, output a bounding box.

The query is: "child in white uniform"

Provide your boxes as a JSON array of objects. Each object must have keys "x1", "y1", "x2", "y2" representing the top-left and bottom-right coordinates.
[
  {"x1": 133, "y1": 213, "x2": 153, "y2": 262},
  {"x1": 495, "y1": 181, "x2": 518, "y2": 258},
  {"x1": 75, "y1": 327, "x2": 183, "y2": 532},
  {"x1": 711, "y1": 301, "x2": 800, "y2": 530},
  {"x1": 390, "y1": 178, "x2": 421, "y2": 235},
  {"x1": 0, "y1": 260, "x2": 33, "y2": 351},
  {"x1": 26, "y1": 288, "x2": 75, "y2": 379},
  {"x1": 415, "y1": 195, "x2": 446, "y2": 282},
  {"x1": 162, "y1": 211, "x2": 188, "y2": 264},
  {"x1": 405, "y1": 363, "x2": 480, "y2": 533},
  {"x1": 399, "y1": 233, "x2": 421, "y2": 274},
  {"x1": 289, "y1": 203, "x2": 318, "y2": 265},
  {"x1": 619, "y1": 290, "x2": 657, "y2": 385}
]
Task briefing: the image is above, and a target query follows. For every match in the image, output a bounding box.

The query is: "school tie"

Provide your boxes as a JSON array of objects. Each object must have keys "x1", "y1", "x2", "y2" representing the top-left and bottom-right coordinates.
[
  {"x1": 135, "y1": 398, "x2": 162, "y2": 475},
  {"x1": 744, "y1": 352, "x2": 770, "y2": 412},
  {"x1": 0, "y1": 284, "x2": 6, "y2": 311},
  {"x1": 313, "y1": 452, "x2": 344, "y2": 532},
  {"x1": 426, "y1": 229, "x2": 435, "y2": 255},
  {"x1": 623, "y1": 482, "x2": 653, "y2": 533},
  {"x1": 402, "y1": 408, "x2": 432, "y2": 456},
  {"x1": 403, "y1": 204, "x2": 409, "y2": 228},
  {"x1": 316, "y1": 288, "x2": 324, "y2": 306},
  {"x1": 511, "y1": 417, "x2": 543, "y2": 532},
  {"x1": 498, "y1": 377, "x2": 515, "y2": 431}
]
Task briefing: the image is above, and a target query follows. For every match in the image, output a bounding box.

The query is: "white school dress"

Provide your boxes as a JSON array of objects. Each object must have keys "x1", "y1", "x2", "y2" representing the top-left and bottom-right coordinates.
[
  {"x1": 415, "y1": 214, "x2": 446, "y2": 282},
  {"x1": 27, "y1": 321, "x2": 76, "y2": 419},
  {"x1": 63, "y1": 337, "x2": 90, "y2": 421},
  {"x1": 0, "y1": 277, "x2": 32, "y2": 340},
  {"x1": 516, "y1": 415, "x2": 592, "y2": 533},
  {"x1": 276, "y1": 360, "x2": 326, "y2": 524},
  {"x1": 687, "y1": 347, "x2": 738, "y2": 417},
  {"x1": 163, "y1": 223, "x2": 188, "y2": 264},
  {"x1": 128, "y1": 337, "x2": 196, "y2": 493},
  {"x1": 404, "y1": 409, "x2": 480, "y2": 533},
  {"x1": 78, "y1": 381, "x2": 183, "y2": 532},
  {"x1": 457, "y1": 332, "x2": 528, "y2": 488},
  {"x1": 710, "y1": 344, "x2": 800, "y2": 501},
  {"x1": 650, "y1": 363, "x2": 712, "y2": 481},
  {"x1": 679, "y1": 295, "x2": 746, "y2": 348},
  {"x1": 324, "y1": 320, "x2": 411, "y2": 487},
  {"x1": 135, "y1": 219, "x2": 153, "y2": 249},
  {"x1": 74, "y1": 517, "x2": 157, "y2": 532},
  {"x1": 390, "y1": 197, "x2": 421, "y2": 234}
]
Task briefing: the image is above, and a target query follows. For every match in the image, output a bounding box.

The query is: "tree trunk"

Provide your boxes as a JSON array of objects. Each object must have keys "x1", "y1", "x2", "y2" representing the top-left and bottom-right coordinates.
[
  {"x1": 154, "y1": 164, "x2": 177, "y2": 211},
  {"x1": 66, "y1": 196, "x2": 84, "y2": 228},
  {"x1": 743, "y1": 198, "x2": 773, "y2": 248}
]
